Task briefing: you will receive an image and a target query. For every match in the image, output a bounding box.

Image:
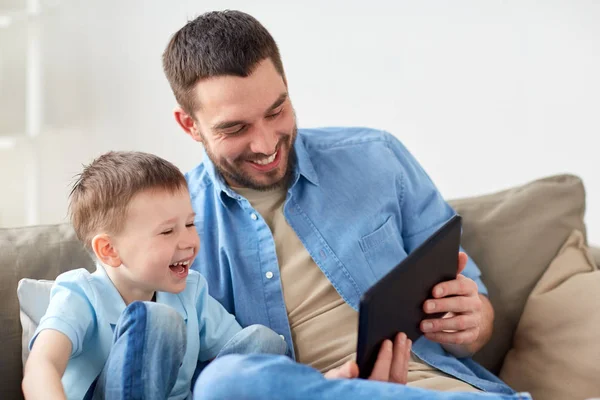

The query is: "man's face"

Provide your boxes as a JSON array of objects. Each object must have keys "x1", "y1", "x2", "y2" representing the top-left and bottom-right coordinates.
[{"x1": 184, "y1": 59, "x2": 297, "y2": 191}]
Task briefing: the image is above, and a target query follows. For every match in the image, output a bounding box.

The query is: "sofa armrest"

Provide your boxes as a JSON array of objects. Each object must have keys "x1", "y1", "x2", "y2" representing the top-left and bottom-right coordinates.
[{"x1": 590, "y1": 246, "x2": 600, "y2": 268}]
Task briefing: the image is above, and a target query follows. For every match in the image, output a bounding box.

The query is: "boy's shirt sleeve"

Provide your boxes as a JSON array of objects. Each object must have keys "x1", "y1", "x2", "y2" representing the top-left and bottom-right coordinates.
[
  {"x1": 195, "y1": 273, "x2": 242, "y2": 361},
  {"x1": 29, "y1": 269, "x2": 96, "y2": 357}
]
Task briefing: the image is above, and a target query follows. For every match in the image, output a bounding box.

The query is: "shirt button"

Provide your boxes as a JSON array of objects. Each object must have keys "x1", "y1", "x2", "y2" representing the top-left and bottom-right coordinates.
[
  {"x1": 250, "y1": 213, "x2": 258, "y2": 220},
  {"x1": 265, "y1": 271, "x2": 274, "y2": 279},
  {"x1": 279, "y1": 335, "x2": 285, "y2": 341}
]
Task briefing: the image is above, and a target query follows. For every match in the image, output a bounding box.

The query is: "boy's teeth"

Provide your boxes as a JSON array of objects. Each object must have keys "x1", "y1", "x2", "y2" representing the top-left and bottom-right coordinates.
[{"x1": 170, "y1": 260, "x2": 190, "y2": 267}]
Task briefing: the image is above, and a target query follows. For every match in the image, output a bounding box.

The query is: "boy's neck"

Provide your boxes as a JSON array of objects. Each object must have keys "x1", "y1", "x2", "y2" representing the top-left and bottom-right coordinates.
[{"x1": 101, "y1": 263, "x2": 156, "y2": 305}]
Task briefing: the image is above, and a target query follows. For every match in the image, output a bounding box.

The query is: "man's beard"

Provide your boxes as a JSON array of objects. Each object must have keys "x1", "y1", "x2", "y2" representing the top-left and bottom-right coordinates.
[{"x1": 204, "y1": 125, "x2": 298, "y2": 192}]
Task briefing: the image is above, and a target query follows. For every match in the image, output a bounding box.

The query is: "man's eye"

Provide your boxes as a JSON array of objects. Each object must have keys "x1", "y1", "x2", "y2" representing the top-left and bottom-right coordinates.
[
  {"x1": 224, "y1": 125, "x2": 247, "y2": 136},
  {"x1": 267, "y1": 109, "x2": 283, "y2": 119},
  {"x1": 160, "y1": 230, "x2": 173, "y2": 235}
]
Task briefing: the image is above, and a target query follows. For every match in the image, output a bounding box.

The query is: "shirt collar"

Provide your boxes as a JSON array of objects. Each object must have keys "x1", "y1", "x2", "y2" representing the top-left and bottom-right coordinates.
[
  {"x1": 202, "y1": 132, "x2": 320, "y2": 203},
  {"x1": 92, "y1": 263, "x2": 188, "y2": 325},
  {"x1": 293, "y1": 133, "x2": 319, "y2": 187}
]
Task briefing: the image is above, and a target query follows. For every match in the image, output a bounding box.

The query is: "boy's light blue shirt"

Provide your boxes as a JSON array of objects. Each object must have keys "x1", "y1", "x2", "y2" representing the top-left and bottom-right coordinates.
[
  {"x1": 186, "y1": 126, "x2": 514, "y2": 395},
  {"x1": 30, "y1": 265, "x2": 241, "y2": 400}
]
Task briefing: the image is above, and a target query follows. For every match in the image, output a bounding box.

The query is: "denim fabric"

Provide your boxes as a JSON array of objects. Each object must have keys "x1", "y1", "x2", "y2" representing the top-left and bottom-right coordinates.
[
  {"x1": 186, "y1": 127, "x2": 512, "y2": 394},
  {"x1": 194, "y1": 354, "x2": 532, "y2": 400},
  {"x1": 217, "y1": 324, "x2": 288, "y2": 357},
  {"x1": 91, "y1": 302, "x2": 286, "y2": 400},
  {"x1": 92, "y1": 302, "x2": 186, "y2": 400}
]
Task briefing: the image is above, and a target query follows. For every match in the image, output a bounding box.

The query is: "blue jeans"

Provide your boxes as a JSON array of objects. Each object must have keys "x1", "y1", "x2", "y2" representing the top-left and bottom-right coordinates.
[
  {"x1": 89, "y1": 301, "x2": 287, "y2": 400},
  {"x1": 193, "y1": 355, "x2": 533, "y2": 400}
]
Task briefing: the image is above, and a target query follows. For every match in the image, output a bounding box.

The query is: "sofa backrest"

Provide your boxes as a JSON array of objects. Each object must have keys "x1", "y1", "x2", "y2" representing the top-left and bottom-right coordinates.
[
  {"x1": 0, "y1": 224, "x2": 94, "y2": 400},
  {"x1": 448, "y1": 174, "x2": 587, "y2": 373}
]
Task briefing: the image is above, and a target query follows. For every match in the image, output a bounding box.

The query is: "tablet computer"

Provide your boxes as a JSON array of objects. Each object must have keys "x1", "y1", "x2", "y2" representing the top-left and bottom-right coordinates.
[{"x1": 355, "y1": 214, "x2": 462, "y2": 379}]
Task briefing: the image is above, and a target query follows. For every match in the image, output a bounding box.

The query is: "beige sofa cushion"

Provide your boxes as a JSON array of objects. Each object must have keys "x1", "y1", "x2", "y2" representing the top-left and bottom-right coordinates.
[
  {"x1": 499, "y1": 230, "x2": 600, "y2": 399},
  {"x1": 448, "y1": 174, "x2": 586, "y2": 374},
  {"x1": 0, "y1": 224, "x2": 94, "y2": 400}
]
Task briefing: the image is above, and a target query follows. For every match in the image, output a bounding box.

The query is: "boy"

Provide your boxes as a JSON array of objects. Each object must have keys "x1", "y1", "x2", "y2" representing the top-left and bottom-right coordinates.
[{"x1": 22, "y1": 151, "x2": 287, "y2": 400}]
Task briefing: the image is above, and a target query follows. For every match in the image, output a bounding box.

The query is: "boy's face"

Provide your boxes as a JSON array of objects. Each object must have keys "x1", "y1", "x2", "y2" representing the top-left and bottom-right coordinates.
[{"x1": 110, "y1": 187, "x2": 199, "y2": 298}]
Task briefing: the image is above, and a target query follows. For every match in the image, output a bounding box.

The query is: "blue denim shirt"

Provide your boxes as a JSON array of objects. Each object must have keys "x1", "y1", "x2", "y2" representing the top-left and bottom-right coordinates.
[{"x1": 186, "y1": 126, "x2": 513, "y2": 395}]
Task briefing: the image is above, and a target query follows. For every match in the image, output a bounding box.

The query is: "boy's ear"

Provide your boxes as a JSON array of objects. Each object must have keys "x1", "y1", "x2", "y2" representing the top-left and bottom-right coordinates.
[
  {"x1": 174, "y1": 107, "x2": 203, "y2": 143},
  {"x1": 91, "y1": 234, "x2": 121, "y2": 268}
]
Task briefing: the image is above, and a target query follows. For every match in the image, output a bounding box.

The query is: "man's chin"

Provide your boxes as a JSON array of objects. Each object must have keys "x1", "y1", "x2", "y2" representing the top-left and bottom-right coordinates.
[
  {"x1": 245, "y1": 175, "x2": 288, "y2": 191},
  {"x1": 233, "y1": 168, "x2": 289, "y2": 191},
  {"x1": 222, "y1": 151, "x2": 294, "y2": 190}
]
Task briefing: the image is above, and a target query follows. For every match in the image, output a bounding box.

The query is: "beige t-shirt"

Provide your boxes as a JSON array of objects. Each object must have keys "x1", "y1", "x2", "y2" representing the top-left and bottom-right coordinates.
[
  {"x1": 235, "y1": 185, "x2": 480, "y2": 392},
  {"x1": 235, "y1": 185, "x2": 357, "y2": 372}
]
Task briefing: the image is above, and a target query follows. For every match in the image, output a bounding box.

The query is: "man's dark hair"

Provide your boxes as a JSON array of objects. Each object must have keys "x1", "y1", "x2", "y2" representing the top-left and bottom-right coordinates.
[{"x1": 162, "y1": 10, "x2": 286, "y2": 116}]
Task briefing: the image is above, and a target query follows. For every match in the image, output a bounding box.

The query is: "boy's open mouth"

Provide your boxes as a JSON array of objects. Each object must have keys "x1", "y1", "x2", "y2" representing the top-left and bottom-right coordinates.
[{"x1": 169, "y1": 259, "x2": 190, "y2": 275}]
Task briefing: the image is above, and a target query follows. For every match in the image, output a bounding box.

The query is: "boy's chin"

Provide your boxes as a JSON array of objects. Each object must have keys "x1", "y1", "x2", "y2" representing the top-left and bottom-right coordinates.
[
  {"x1": 170, "y1": 284, "x2": 187, "y2": 294},
  {"x1": 160, "y1": 282, "x2": 187, "y2": 294}
]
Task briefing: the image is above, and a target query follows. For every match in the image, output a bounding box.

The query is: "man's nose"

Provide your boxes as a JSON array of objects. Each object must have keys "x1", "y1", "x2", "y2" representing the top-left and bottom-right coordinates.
[{"x1": 249, "y1": 124, "x2": 277, "y2": 155}]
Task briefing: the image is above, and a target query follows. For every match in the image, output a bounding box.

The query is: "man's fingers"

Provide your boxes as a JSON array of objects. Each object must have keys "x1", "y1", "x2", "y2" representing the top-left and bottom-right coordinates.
[
  {"x1": 324, "y1": 361, "x2": 359, "y2": 379},
  {"x1": 432, "y1": 275, "x2": 478, "y2": 299},
  {"x1": 457, "y1": 251, "x2": 468, "y2": 275},
  {"x1": 389, "y1": 333, "x2": 411, "y2": 384},
  {"x1": 424, "y1": 327, "x2": 480, "y2": 345},
  {"x1": 423, "y1": 295, "x2": 482, "y2": 315},
  {"x1": 369, "y1": 339, "x2": 393, "y2": 382},
  {"x1": 421, "y1": 314, "x2": 479, "y2": 333}
]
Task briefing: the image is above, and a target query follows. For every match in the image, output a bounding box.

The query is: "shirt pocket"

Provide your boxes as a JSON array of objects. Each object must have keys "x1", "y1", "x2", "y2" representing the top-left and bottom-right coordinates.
[{"x1": 359, "y1": 216, "x2": 407, "y2": 279}]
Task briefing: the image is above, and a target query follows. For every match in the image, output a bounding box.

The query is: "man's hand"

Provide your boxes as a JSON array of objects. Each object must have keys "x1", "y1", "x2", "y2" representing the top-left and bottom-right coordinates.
[
  {"x1": 420, "y1": 252, "x2": 494, "y2": 357},
  {"x1": 324, "y1": 333, "x2": 411, "y2": 383}
]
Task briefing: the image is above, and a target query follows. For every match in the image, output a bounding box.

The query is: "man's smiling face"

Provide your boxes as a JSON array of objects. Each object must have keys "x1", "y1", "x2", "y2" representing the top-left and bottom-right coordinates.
[{"x1": 183, "y1": 58, "x2": 297, "y2": 191}]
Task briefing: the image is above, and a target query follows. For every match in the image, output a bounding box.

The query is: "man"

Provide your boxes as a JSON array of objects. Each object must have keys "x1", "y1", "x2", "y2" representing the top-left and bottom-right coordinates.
[{"x1": 162, "y1": 10, "x2": 529, "y2": 400}]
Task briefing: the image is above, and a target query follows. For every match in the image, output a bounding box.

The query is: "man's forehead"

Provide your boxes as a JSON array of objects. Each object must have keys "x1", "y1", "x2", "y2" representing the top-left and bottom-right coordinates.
[{"x1": 194, "y1": 60, "x2": 287, "y2": 118}]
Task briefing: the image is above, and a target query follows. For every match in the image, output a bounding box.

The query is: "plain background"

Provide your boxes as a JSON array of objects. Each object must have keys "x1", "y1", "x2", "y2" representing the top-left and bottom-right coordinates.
[{"x1": 1, "y1": 0, "x2": 598, "y2": 244}]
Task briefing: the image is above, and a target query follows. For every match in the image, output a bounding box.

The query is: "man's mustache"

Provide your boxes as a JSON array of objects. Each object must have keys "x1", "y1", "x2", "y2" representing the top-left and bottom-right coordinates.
[{"x1": 238, "y1": 136, "x2": 290, "y2": 162}]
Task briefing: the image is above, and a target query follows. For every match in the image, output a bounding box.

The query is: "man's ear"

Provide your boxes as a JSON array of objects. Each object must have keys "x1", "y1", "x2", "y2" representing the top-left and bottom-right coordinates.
[
  {"x1": 91, "y1": 234, "x2": 121, "y2": 268},
  {"x1": 174, "y1": 107, "x2": 203, "y2": 143}
]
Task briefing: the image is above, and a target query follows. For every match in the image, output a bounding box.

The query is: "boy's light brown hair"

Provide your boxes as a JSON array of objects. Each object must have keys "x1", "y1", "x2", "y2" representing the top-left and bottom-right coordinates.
[{"x1": 69, "y1": 151, "x2": 188, "y2": 250}]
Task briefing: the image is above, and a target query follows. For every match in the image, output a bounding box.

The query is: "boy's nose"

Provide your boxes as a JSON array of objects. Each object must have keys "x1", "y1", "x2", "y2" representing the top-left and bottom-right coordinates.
[{"x1": 178, "y1": 230, "x2": 199, "y2": 250}]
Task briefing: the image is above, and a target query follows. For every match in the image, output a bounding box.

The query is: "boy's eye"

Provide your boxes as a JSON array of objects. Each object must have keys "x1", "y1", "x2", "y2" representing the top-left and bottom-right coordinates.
[
  {"x1": 186, "y1": 222, "x2": 196, "y2": 228},
  {"x1": 160, "y1": 229, "x2": 173, "y2": 235}
]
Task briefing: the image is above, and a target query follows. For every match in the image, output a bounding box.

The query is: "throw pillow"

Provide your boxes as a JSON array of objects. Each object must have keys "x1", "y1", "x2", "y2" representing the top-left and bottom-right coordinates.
[
  {"x1": 17, "y1": 278, "x2": 54, "y2": 366},
  {"x1": 499, "y1": 230, "x2": 600, "y2": 399}
]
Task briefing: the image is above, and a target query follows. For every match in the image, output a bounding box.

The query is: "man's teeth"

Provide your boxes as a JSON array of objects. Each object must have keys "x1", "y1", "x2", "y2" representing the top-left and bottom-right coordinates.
[{"x1": 253, "y1": 152, "x2": 277, "y2": 165}]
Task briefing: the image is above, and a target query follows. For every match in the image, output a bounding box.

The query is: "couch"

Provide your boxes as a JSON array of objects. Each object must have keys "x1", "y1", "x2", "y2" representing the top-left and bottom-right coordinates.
[{"x1": 2, "y1": 174, "x2": 599, "y2": 400}]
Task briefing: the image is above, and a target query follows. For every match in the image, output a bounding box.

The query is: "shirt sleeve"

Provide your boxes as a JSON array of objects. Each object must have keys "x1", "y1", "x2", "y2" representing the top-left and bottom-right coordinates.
[
  {"x1": 195, "y1": 273, "x2": 242, "y2": 361},
  {"x1": 29, "y1": 269, "x2": 96, "y2": 357},
  {"x1": 384, "y1": 132, "x2": 488, "y2": 296}
]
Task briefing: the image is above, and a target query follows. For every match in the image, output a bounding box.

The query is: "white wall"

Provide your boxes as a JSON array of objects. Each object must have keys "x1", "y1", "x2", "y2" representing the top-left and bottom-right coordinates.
[{"x1": 1, "y1": 0, "x2": 599, "y2": 244}]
